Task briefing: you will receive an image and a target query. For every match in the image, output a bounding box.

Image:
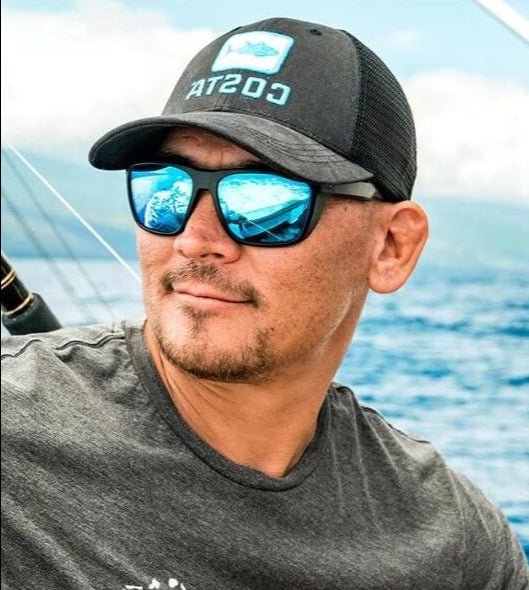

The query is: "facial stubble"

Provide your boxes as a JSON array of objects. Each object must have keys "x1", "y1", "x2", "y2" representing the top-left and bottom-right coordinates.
[{"x1": 150, "y1": 261, "x2": 277, "y2": 384}]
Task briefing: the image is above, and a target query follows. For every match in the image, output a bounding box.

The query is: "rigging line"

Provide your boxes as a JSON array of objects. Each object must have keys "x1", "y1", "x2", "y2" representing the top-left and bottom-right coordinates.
[
  {"x1": 473, "y1": 0, "x2": 529, "y2": 45},
  {"x1": 2, "y1": 149, "x2": 116, "y2": 322},
  {"x1": 6, "y1": 144, "x2": 140, "y2": 283},
  {"x1": 1, "y1": 187, "x2": 97, "y2": 324}
]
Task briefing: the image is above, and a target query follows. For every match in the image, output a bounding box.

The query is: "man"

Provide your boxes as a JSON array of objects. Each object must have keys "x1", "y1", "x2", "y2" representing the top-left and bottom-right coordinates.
[{"x1": 2, "y1": 17, "x2": 527, "y2": 590}]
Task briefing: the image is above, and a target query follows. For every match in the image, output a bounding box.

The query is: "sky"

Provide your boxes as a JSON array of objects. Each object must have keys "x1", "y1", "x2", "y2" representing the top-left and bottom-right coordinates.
[{"x1": 1, "y1": 0, "x2": 529, "y2": 204}]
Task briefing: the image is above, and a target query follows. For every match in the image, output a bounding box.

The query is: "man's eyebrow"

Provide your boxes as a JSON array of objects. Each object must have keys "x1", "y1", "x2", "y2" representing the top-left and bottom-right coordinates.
[{"x1": 156, "y1": 150, "x2": 274, "y2": 171}]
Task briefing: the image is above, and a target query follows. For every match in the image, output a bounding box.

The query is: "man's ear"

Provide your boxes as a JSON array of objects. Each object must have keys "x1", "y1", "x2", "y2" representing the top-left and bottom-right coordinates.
[{"x1": 368, "y1": 201, "x2": 429, "y2": 294}]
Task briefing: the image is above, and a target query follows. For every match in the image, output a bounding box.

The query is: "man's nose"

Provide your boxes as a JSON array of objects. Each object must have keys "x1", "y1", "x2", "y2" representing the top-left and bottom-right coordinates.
[{"x1": 171, "y1": 191, "x2": 241, "y2": 262}]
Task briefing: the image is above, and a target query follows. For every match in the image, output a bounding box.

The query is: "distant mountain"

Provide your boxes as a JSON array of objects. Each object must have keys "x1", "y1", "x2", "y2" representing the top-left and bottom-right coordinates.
[
  {"x1": 1, "y1": 149, "x2": 528, "y2": 271},
  {"x1": 419, "y1": 197, "x2": 529, "y2": 272}
]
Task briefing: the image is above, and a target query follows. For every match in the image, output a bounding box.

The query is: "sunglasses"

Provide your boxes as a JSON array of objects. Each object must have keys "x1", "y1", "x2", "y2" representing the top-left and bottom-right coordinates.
[{"x1": 127, "y1": 162, "x2": 382, "y2": 247}]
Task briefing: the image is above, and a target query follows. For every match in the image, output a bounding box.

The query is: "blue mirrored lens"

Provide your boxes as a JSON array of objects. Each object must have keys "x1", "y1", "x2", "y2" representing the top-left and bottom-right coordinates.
[
  {"x1": 129, "y1": 165, "x2": 193, "y2": 234},
  {"x1": 218, "y1": 173, "x2": 312, "y2": 244}
]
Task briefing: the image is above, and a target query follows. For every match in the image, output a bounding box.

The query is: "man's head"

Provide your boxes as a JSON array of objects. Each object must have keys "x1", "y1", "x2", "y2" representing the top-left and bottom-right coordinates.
[{"x1": 89, "y1": 18, "x2": 428, "y2": 384}]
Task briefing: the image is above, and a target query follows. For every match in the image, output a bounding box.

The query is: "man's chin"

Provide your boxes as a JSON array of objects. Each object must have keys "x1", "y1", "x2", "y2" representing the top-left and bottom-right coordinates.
[
  {"x1": 153, "y1": 322, "x2": 276, "y2": 384},
  {"x1": 164, "y1": 297, "x2": 254, "y2": 338}
]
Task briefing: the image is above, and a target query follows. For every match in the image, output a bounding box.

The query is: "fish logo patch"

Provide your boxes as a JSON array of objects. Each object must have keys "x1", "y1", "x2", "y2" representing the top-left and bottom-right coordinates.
[{"x1": 212, "y1": 31, "x2": 294, "y2": 75}]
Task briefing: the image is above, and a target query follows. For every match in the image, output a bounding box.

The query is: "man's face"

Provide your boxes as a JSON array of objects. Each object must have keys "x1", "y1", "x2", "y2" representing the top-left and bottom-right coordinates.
[{"x1": 138, "y1": 128, "x2": 378, "y2": 384}]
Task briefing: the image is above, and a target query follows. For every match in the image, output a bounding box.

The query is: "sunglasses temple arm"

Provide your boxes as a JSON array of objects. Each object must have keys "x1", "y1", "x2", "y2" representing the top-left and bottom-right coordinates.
[{"x1": 321, "y1": 181, "x2": 382, "y2": 200}]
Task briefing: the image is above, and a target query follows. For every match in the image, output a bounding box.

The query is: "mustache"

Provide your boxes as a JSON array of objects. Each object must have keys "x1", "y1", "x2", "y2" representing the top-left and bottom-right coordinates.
[{"x1": 161, "y1": 261, "x2": 262, "y2": 306}]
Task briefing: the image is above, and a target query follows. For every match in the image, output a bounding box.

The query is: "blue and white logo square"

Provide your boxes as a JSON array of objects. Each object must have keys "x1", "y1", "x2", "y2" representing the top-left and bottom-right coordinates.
[{"x1": 211, "y1": 31, "x2": 294, "y2": 75}]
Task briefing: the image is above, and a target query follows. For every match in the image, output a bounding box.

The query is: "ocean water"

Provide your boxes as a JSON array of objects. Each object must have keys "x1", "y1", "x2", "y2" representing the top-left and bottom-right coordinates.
[{"x1": 3, "y1": 257, "x2": 529, "y2": 560}]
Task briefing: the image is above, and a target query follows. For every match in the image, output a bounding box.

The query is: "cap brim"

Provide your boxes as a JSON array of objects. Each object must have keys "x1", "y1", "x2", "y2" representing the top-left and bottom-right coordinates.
[{"x1": 88, "y1": 112, "x2": 373, "y2": 185}]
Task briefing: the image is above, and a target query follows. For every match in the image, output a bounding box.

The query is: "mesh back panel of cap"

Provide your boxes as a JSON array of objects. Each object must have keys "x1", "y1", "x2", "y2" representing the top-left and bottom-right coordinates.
[{"x1": 346, "y1": 34, "x2": 417, "y2": 201}]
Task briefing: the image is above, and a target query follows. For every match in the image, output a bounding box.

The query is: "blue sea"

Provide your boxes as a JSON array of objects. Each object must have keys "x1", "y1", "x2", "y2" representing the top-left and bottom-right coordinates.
[{"x1": 3, "y1": 256, "x2": 529, "y2": 560}]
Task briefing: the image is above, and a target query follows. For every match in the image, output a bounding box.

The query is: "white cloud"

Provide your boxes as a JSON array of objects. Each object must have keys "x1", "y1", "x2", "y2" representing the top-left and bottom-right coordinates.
[
  {"x1": 404, "y1": 70, "x2": 529, "y2": 204},
  {"x1": 1, "y1": 1, "x2": 215, "y2": 158},
  {"x1": 1, "y1": 4, "x2": 528, "y2": 205}
]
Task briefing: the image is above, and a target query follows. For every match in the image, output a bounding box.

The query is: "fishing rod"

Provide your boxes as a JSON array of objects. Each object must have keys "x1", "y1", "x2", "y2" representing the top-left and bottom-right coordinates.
[
  {"x1": 1, "y1": 146, "x2": 142, "y2": 334},
  {"x1": 1, "y1": 251, "x2": 61, "y2": 335}
]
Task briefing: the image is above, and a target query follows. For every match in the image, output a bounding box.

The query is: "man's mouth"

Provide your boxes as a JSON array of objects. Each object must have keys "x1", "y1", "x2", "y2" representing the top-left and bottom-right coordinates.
[
  {"x1": 161, "y1": 263, "x2": 261, "y2": 308},
  {"x1": 174, "y1": 285, "x2": 252, "y2": 305}
]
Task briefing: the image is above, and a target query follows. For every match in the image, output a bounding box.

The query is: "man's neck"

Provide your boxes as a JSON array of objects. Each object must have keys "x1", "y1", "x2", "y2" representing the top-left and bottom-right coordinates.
[{"x1": 144, "y1": 324, "x2": 338, "y2": 479}]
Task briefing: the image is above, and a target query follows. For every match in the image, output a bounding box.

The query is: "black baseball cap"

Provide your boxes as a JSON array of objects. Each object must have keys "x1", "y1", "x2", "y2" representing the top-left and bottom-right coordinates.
[{"x1": 89, "y1": 17, "x2": 416, "y2": 202}]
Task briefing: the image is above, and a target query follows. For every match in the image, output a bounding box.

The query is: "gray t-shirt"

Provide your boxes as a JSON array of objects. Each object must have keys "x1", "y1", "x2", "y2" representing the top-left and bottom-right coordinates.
[{"x1": 2, "y1": 321, "x2": 527, "y2": 590}]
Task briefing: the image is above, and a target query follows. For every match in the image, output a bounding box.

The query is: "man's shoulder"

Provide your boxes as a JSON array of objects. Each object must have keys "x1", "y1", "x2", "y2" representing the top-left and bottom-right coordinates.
[
  {"x1": 1, "y1": 320, "x2": 146, "y2": 443},
  {"x1": 1, "y1": 321, "x2": 130, "y2": 362},
  {"x1": 329, "y1": 381, "x2": 433, "y2": 455},
  {"x1": 1, "y1": 320, "x2": 142, "y2": 409},
  {"x1": 329, "y1": 382, "x2": 489, "y2": 517},
  {"x1": 328, "y1": 383, "x2": 529, "y2": 584}
]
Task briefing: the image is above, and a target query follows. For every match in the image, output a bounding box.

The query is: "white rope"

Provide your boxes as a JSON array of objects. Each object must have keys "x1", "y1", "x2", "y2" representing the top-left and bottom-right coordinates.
[
  {"x1": 6, "y1": 145, "x2": 140, "y2": 283},
  {"x1": 474, "y1": 0, "x2": 529, "y2": 44}
]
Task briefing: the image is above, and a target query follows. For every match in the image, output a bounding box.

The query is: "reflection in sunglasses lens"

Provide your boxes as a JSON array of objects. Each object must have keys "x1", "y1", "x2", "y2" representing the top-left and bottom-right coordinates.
[{"x1": 219, "y1": 173, "x2": 312, "y2": 244}]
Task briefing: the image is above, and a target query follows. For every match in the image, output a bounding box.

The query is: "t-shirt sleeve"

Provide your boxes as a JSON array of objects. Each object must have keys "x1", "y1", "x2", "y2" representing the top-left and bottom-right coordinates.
[{"x1": 452, "y1": 471, "x2": 529, "y2": 589}]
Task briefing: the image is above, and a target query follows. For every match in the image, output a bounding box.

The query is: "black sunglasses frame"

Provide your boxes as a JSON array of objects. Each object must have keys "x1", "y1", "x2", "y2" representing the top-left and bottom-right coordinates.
[{"x1": 127, "y1": 162, "x2": 382, "y2": 247}]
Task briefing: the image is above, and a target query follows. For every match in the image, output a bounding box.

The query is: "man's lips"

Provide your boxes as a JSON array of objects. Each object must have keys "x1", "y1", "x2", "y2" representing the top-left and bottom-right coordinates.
[
  {"x1": 161, "y1": 265, "x2": 261, "y2": 307},
  {"x1": 173, "y1": 285, "x2": 252, "y2": 304}
]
